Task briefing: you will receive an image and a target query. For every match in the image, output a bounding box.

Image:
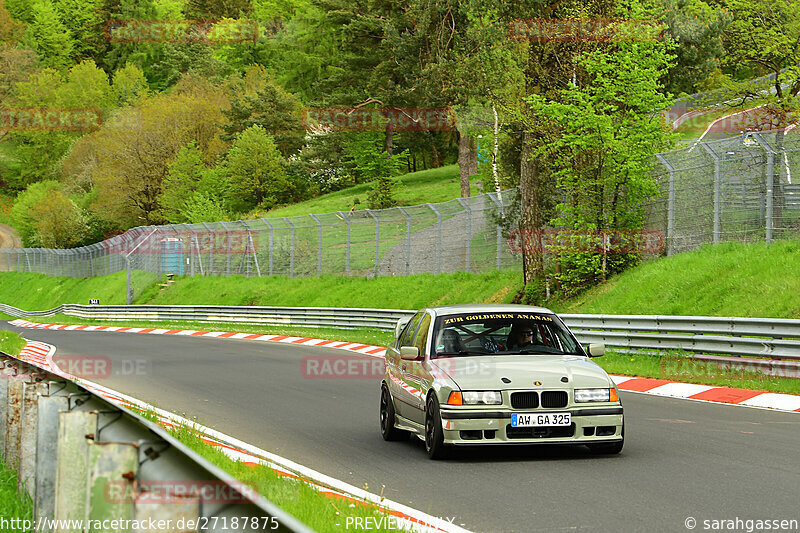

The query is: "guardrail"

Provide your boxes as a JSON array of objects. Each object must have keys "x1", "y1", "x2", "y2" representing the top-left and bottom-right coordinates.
[
  {"x1": 0, "y1": 350, "x2": 310, "y2": 533},
  {"x1": 3, "y1": 303, "x2": 800, "y2": 369}
]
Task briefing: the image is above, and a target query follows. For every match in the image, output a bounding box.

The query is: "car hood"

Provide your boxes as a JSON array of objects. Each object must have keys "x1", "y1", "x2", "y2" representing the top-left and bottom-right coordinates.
[{"x1": 430, "y1": 354, "x2": 613, "y2": 390}]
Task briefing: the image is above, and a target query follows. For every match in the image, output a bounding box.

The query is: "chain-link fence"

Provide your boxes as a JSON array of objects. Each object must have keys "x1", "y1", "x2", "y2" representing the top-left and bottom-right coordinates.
[
  {"x1": 2, "y1": 130, "x2": 799, "y2": 303},
  {"x1": 0, "y1": 189, "x2": 522, "y2": 303},
  {"x1": 644, "y1": 130, "x2": 800, "y2": 255}
]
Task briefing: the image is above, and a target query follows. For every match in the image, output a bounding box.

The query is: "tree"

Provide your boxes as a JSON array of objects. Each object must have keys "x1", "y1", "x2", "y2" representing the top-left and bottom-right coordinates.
[
  {"x1": 525, "y1": 34, "x2": 675, "y2": 294},
  {"x1": 159, "y1": 141, "x2": 230, "y2": 222},
  {"x1": 0, "y1": 0, "x2": 25, "y2": 42},
  {"x1": 223, "y1": 125, "x2": 290, "y2": 212},
  {"x1": 183, "y1": 0, "x2": 253, "y2": 18},
  {"x1": 221, "y1": 72, "x2": 304, "y2": 157},
  {"x1": 62, "y1": 74, "x2": 229, "y2": 227},
  {"x1": 110, "y1": 62, "x2": 150, "y2": 106},
  {"x1": 23, "y1": 0, "x2": 74, "y2": 69},
  {"x1": 10, "y1": 180, "x2": 90, "y2": 247},
  {"x1": 52, "y1": 0, "x2": 105, "y2": 62}
]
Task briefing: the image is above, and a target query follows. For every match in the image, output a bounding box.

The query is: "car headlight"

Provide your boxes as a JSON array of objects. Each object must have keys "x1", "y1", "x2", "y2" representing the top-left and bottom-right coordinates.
[
  {"x1": 462, "y1": 390, "x2": 502, "y2": 405},
  {"x1": 574, "y1": 388, "x2": 618, "y2": 402}
]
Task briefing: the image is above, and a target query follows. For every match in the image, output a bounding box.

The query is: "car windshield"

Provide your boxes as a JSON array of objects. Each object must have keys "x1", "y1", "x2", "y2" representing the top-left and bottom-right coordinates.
[{"x1": 432, "y1": 312, "x2": 583, "y2": 357}]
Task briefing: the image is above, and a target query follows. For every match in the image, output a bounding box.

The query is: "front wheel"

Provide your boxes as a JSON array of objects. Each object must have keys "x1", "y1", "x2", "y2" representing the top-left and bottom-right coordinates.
[
  {"x1": 424, "y1": 395, "x2": 449, "y2": 459},
  {"x1": 380, "y1": 385, "x2": 407, "y2": 441}
]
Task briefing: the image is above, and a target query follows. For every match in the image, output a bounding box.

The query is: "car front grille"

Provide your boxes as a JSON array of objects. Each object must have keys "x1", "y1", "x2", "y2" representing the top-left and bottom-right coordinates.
[
  {"x1": 506, "y1": 423, "x2": 575, "y2": 439},
  {"x1": 541, "y1": 391, "x2": 568, "y2": 408},
  {"x1": 510, "y1": 391, "x2": 539, "y2": 409}
]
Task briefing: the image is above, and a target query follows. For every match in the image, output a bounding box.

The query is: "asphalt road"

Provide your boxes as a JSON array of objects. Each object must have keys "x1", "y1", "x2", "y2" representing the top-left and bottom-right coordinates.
[{"x1": 7, "y1": 324, "x2": 800, "y2": 533}]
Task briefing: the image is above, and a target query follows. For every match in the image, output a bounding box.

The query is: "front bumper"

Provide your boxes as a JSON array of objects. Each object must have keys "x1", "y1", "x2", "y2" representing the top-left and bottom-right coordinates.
[{"x1": 439, "y1": 406, "x2": 623, "y2": 445}]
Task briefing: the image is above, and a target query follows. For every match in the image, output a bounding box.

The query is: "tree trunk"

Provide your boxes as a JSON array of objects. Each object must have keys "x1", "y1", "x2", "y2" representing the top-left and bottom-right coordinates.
[
  {"x1": 458, "y1": 130, "x2": 471, "y2": 197},
  {"x1": 468, "y1": 136, "x2": 479, "y2": 176},
  {"x1": 385, "y1": 120, "x2": 394, "y2": 157},
  {"x1": 520, "y1": 131, "x2": 543, "y2": 283},
  {"x1": 432, "y1": 144, "x2": 440, "y2": 168}
]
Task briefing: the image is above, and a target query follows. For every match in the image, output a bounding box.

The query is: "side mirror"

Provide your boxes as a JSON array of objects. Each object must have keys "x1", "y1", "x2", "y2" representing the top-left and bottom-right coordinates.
[
  {"x1": 395, "y1": 316, "x2": 412, "y2": 341},
  {"x1": 399, "y1": 346, "x2": 420, "y2": 360},
  {"x1": 587, "y1": 343, "x2": 605, "y2": 357}
]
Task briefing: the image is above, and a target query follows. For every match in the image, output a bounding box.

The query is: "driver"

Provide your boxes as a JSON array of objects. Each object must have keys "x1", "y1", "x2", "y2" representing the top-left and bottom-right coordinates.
[{"x1": 507, "y1": 325, "x2": 536, "y2": 351}]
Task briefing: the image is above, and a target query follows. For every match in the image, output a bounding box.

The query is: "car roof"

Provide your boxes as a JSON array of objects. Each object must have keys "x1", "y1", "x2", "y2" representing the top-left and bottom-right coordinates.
[{"x1": 427, "y1": 304, "x2": 555, "y2": 316}]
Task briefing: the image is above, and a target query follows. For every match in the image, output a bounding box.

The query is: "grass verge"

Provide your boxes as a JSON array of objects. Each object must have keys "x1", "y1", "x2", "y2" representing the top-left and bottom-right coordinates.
[
  {"x1": 597, "y1": 350, "x2": 800, "y2": 395},
  {"x1": 0, "y1": 329, "x2": 25, "y2": 356},
  {"x1": 6, "y1": 313, "x2": 395, "y2": 348},
  {"x1": 0, "y1": 460, "x2": 33, "y2": 527}
]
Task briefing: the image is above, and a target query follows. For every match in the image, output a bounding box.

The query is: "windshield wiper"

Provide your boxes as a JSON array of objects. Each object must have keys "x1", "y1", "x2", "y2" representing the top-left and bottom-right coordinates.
[{"x1": 436, "y1": 351, "x2": 486, "y2": 356}]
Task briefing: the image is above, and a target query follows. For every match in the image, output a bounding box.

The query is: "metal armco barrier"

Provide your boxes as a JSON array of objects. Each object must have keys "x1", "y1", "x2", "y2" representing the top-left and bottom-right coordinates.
[
  {"x1": 0, "y1": 352, "x2": 311, "y2": 533},
  {"x1": 4, "y1": 303, "x2": 800, "y2": 365}
]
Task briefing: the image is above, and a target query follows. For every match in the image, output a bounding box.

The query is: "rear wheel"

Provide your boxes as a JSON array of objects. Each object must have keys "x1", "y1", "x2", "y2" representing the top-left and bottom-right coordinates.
[
  {"x1": 424, "y1": 395, "x2": 449, "y2": 459},
  {"x1": 587, "y1": 424, "x2": 624, "y2": 454},
  {"x1": 380, "y1": 385, "x2": 407, "y2": 441}
]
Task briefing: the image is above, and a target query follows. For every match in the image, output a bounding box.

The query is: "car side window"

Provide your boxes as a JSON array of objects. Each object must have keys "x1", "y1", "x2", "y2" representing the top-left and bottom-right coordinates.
[
  {"x1": 413, "y1": 314, "x2": 432, "y2": 357},
  {"x1": 398, "y1": 312, "x2": 423, "y2": 348}
]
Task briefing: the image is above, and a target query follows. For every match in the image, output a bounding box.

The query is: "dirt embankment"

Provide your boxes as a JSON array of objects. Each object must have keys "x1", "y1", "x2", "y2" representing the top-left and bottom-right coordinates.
[{"x1": 0, "y1": 223, "x2": 21, "y2": 249}]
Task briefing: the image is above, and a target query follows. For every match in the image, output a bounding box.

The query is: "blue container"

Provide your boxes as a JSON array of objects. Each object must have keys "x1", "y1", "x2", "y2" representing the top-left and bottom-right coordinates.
[{"x1": 160, "y1": 238, "x2": 184, "y2": 275}]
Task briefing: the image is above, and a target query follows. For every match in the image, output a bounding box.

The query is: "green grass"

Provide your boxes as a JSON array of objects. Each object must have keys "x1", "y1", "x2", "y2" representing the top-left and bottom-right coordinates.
[
  {"x1": 0, "y1": 271, "x2": 130, "y2": 310},
  {"x1": 0, "y1": 330, "x2": 25, "y2": 355},
  {"x1": 0, "y1": 459, "x2": 33, "y2": 529},
  {"x1": 137, "y1": 270, "x2": 520, "y2": 309},
  {"x1": 17, "y1": 314, "x2": 395, "y2": 347},
  {"x1": 260, "y1": 165, "x2": 485, "y2": 219},
  {"x1": 161, "y1": 420, "x2": 402, "y2": 532},
  {"x1": 596, "y1": 349, "x2": 800, "y2": 395},
  {"x1": 552, "y1": 240, "x2": 800, "y2": 319},
  {"x1": 673, "y1": 99, "x2": 769, "y2": 141}
]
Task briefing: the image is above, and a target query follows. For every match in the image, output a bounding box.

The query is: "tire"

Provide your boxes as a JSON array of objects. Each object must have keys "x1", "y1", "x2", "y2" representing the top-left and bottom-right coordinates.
[
  {"x1": 587, "y1": 424, "x2": 624, "y2": 455},
  {"x1": 424, "y1": 394, "x2": 449, "y2": 459},
  {"x1": 380, "y1": 385, "x2": 407, "y2": 441}
]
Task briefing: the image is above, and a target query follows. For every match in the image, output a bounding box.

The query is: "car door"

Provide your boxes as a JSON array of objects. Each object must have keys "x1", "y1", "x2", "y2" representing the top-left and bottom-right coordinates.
[
  {"x1": 402, "y1": 312, "x2": 432, "y2": 425},
  {"x1": 388, "y1": 311, "x2": 424, "y2": 420}
]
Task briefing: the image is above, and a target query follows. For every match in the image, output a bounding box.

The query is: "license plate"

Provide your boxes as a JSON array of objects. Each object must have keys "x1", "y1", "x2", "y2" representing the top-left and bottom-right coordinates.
[{"x1": 511, "y1": 412, "x2": 571, "y2": 427}]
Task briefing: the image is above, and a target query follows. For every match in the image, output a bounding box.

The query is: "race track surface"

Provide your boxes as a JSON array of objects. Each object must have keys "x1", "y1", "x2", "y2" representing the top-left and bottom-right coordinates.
[{"x1": 7, "y1": 324, "x2": 799, "y2": 533}]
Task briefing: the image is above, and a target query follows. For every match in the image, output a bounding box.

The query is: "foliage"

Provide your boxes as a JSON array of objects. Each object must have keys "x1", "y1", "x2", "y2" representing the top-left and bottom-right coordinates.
[
  {"x1": 10, "y1": 180, "x2": 90, "y2": 247},
  {"x1": 23, "y1": 0, "x2": 74, "y2": 69},
  {"x1": 525, "y1": 31, "x2": 676, "y2": 295},
  {"x1": 223, "y1": 125, "x2": 290, "y2": 212}
]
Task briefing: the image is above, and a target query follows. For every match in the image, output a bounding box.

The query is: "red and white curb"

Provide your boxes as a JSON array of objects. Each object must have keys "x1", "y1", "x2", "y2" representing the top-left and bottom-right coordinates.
[
  {"x1": 9, "y1": 340, "x2": 467, "y2": 533},
  {"x1": 9, "y1": 319, "x2": 387, "y2": 357},
  {"x1": 10, "y1": 318, "x2": 800, "y2": 415},
  {"x1": 610, "y1": 375, "x2": 800, "y2": 413}
]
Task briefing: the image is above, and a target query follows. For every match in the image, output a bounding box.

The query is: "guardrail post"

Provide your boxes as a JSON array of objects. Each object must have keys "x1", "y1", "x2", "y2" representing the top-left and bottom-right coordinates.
[
  {"x1": 4, "y1": 379, "x2": 23, "y2": 469},
  {"x1": 310, "y1": 214, "x2": 322, "y2": 276},
  {"x1": 456, "y1": 198, "x2": 472, "y2": 271},
  {"x1": 35, "y1": 392, "x2": 69, "y2": 527},
  {"x1": 366, "y1": 209, "x2": 380, "y2": 278},
  {"x1": 655, "y1": 154, "x2": 676, "y2": 255},
  {"x1": 338, "y1": 211, "x2": 351, "y2": 276},
  {"x1": 700, "y1": 143, "x2": 722, "y2": 244},
  {"x1": 20, "y1": 382, "x2": 47, "y2": 497},
  {"x1": 426, "y1": 203, "x2": 442, "y2": 274},
  {"x1": 283, "y1": 217, "x2": 295, "y2": 278},
  {"x1": 86, "y1": 442, "x2": 139, "y2": 525},
  {"x1": 54, "y1": 410, "x2": 95, "y2": 526},
  {"x1": 398, "y1": 207, "x2": 411, "y2": 276}
]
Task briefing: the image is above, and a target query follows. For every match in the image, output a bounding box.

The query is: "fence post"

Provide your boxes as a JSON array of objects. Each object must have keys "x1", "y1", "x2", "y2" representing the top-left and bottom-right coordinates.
[
  {"x1": 202, "y1": 222, "x2": 214, "y2": 276},
  {"x1": 655, "y1": 153, "x2": 676, "y2": 256},
  {"x1": 700, "y1": 143, "x2": 722, "y2": 244},
  {"x1": 219, "y1": 221, "x2": 232, "y2": 276},
  {"x1": 427, "y1": 203, "x2": 442, "y2": 274},
  {"x1": 283, "y1": 217, "x2": 295, "y2": 278},
  {"x1": 338, "y1": 211, "x2": 351, "y2": 277},
  {"x1": 456, "y1": 198, "x2": 472, "y2": 271},
  {"x1": 310, "y1": 214, "x2": 322, "y2": 277},
  {"x1": 754, "y1": 133, "x2": 775, "y2": 243},
  {"x1": 486, "y1": 193, "x2": 503, "y2": 270},
  {"x1": 398, "y1": 207, "x2": 411, "y2": 276},
  {"x1": 366, "y1": 210, "x2": 380, "y2": 278}
]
